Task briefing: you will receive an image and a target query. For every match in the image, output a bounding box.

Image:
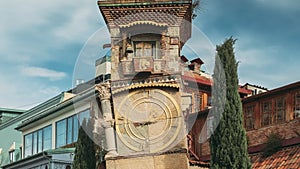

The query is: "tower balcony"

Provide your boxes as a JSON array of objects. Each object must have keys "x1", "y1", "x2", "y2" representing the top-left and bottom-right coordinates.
[{"x1": 121, "y1": 57, "x2": 166, "y2": 75}]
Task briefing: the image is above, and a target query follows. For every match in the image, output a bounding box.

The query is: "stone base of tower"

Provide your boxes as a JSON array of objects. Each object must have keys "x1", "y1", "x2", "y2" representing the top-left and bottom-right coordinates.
[{"x1": 105, "y1": 150, "x2": 189, "y2": 169}]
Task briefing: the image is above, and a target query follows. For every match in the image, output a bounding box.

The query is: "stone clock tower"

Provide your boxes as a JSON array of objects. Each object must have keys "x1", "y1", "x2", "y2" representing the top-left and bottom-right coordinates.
[{"x1": 97, "y1": 0, "x2": 193, "y2": 168}]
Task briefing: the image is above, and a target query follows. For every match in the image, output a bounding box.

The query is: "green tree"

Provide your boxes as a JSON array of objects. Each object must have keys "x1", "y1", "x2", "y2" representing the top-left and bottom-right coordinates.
[
  {"x1": 72, "y1": 119, "x2": 96, "y2": 169},
  {"x1": 210, "y1": 38, "x2": 251, "y2": 169}
]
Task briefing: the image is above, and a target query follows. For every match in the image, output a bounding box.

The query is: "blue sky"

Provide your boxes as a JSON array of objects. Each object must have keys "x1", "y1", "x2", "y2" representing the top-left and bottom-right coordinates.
[{"x1": 0, "y1": 0, "x2": 299, "y2": 109}]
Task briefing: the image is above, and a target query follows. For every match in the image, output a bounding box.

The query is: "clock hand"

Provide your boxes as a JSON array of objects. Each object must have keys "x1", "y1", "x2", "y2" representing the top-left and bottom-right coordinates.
[{"x1": 133, "y1": 120, "x2": 157, "y2": 127}]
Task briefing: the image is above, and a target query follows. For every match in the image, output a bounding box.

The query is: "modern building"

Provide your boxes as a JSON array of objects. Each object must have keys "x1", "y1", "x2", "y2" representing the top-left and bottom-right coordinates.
[
  {"x1": 0, "y1": 108, "x2": 25, "y2": 167},
  {"x1": 0, "y1": 72, "x2": 113, "y2": 169},
  {"x1": 0, "y1": 108, "x2": 24, "y2": 125}
]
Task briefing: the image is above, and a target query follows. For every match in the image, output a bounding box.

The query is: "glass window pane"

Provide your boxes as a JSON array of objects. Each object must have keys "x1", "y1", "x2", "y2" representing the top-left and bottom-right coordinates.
[
  {"x1": 276, "y1": 97, "x2": 286, "y2": 123},
  {"x1": 245, "y1": 105, "x2": 254, "y2": 130},
  {"x1": 24, "y1": 134, "x2": 32, "y2": 157},
  {"x1": 134, "y1": 42, "x2": 143, "y2": 57},
  {"x1": 56, "y1": 120, "x2": 66, "y2": 148},
  {"x1": 67, "y1": 117, "x2": 73, "y2": 144},
  {"x1": 9, "y1": 151, "x2": 15, "y2": 163},
  {"x1": 32, "y1": 132, "x2": 38, "y2": 154},
  {"x1": 73, "y1": 115, "x2": 79, "y2": 142},
  {"x1": 38, "y1": 130, "x2": 43, "y2": 153},
  {"x1": 144, "y1": 43, "x2": 152, "y2": 57},
  {"x1": 262, "y1": 101, "x2": 272, "y2": 126},
  {"x1": 43, "y1": 125, "x2": 52, "y2": 150},
  {"x1": 134, "y1": 41, "x2": 156, "y2": 58},
  {"x1": 79, "y1": 110, "x2": 90, "y2": 125}
]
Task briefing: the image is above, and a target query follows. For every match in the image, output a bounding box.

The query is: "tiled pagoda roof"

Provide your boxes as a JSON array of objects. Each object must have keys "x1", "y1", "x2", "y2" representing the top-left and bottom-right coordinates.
[{"x1": 98, "y1": 2, "x2": 191, "y2": 27}]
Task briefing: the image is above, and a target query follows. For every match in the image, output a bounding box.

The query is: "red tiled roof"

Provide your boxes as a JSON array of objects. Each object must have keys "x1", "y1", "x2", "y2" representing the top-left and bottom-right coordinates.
[
  {"x1": 250, "y1": 145, "x2": 300, "y2": 169},
  {"x1": 183, "y1": 71, "x2": 212, "y2": 86},
  {"x1": 239, "y1": 86, "x2": 252, "y2": 95},
  {"x1": 183, "y1": 71, "x2": 252, "y2": 95}
]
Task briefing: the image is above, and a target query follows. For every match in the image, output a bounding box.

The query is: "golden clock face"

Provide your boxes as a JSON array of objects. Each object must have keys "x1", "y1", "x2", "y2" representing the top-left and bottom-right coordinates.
[{"x1": 115, "y1": 88, "x2": 183, "y2": 154}]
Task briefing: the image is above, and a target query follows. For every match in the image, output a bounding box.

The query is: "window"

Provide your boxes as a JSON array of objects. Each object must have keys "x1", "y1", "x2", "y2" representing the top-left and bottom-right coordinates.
[
  {"x1": 134, "y1": 41, "x2": 157, "y2": 58},
  {"x1": 56, "y1": 119, "x2": 67, "y2": 148},
  {"x1": 275, "y1": 97, "x2": 286, "y2": 123},
  {"x1": 56, "y1": 110, "x2": 90, "y2": 148},
  {"x1": 43, "y1": 126, "x2": 52, "y2": 150},
  {"x1": 261, "y1": 101, "x2": 272, "y2": 126},
  {"x1": 24, "y1": 125, "x2": 52, "y2": 157},
  {"x1": 78, "y1": 109, "x2": 90, "y2": 125},
  {"x1": 294, "y1": 91, "x2": 300, "y2": 118},
  {"x1": 38, "y1": 130, "x2": 43, "y2": 153},
  {"x1": 32, "y1": 132, "x2": 38, "y2": 154},
  {"x1": 9, "y1": 150, "x2": 15, "y2": 163},
  {"x1": 24, "y1": 134, "x2": 32, "y2": 157},
  {"x1": 244, "y1": 105, "x2": 255, "y2": 130}
]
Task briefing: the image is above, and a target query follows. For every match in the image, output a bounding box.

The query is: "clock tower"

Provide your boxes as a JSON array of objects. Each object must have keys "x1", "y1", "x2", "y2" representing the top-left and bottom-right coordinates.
[{"x1": 97, "y1": 0, "x2": 193, "y2": 168}]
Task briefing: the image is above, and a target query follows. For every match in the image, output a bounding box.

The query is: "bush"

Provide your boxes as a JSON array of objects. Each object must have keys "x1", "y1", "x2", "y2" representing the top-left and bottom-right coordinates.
[{"x1": 262, "y1": 133, "x2": 282, "y2": 158}]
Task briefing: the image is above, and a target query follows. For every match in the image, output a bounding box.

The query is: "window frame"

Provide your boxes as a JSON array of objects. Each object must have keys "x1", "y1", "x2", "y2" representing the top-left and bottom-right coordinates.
[
  {"x1": 9, "y1": 150, "x2": 15, "y2": 163},
  {"x1": 133, "y1": 41, "x2": 158, "y2": 59},
  {"x1": 23, "y1": 125, "x2": 52, "y2": 157},
  {"x1": 244, "y1": 104, "x2": 255, "y2": 130},
  {"x1": 56, "y1": 119, "x2": 67, "y2": 148},
  {"x1": 55, "y1": 109, "x2": 90, "y2": 148},
  {"x1": 294, "y1": 91, "x2": 300, "y2": 118},
  {"x1": 24, "y1": 133, "x2": 32, "y2": 157},
  {"x1": 261, "y1": 100, "x2": 273, "y2": 127},
  {"x1": 275, "y1": 96, "x2": 286, "y2": 123}
]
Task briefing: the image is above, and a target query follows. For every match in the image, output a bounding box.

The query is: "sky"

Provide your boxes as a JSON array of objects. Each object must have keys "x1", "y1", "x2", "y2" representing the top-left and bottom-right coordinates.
[{"x1": 0, "y1": 0, "x2": 299, "y2": 109}]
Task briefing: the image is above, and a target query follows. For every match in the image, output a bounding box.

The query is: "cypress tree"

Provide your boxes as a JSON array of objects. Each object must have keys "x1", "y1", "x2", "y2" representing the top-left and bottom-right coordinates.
[
  {"x1": 210, "y1": 37, "x2": 251, "y2": 169},
  {"x1": 72, "y1": 119, "x2": 96, "y2": 169}
]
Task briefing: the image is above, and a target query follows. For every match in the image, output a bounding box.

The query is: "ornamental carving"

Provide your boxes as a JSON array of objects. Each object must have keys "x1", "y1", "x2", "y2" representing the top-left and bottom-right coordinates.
[{"x1": 95, "y1": 82, "x2": 111, "y2": 101}]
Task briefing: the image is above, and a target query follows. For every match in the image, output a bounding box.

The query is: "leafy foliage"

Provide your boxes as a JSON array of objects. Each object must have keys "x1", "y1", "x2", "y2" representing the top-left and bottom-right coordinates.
[
  {"x1": 72, "y1": 119, "x2": 96, "y2": 169},
  {"x1": 210, "y1": 37, "x2": 252, "y2": 169},
  {"x1": 262, "y1": 133, "x2": 282, "y2": 158}
]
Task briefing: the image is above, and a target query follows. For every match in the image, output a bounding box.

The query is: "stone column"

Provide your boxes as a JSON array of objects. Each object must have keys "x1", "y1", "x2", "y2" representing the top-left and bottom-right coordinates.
[{"x1": 95, "y1": 82, "x2": 118, "y2": 157}]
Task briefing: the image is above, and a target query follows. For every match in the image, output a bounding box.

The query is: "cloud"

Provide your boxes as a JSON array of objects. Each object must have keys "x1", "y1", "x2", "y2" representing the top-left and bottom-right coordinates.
[
  {"x1": 0, "y1": 73, "x2": 64, "y2": 109},
  {"x1": 0, "y1": 0, "x2": 101, "y2": 64},
  {"x1": 54, "y1": 5, "x2": 101, "y2": 42},
  {"x1": 21, "y1": 66, "x2": 67, "y2": 81},
  {"x1": 255, "y1": 0, "x2": 300, "y2": 12},
  {"x1": 0, "y1": 0, "x2": 102, "y2": 108},
  {"x1": 233, "y1": 31, "x2": 299, "y2": 89}
]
